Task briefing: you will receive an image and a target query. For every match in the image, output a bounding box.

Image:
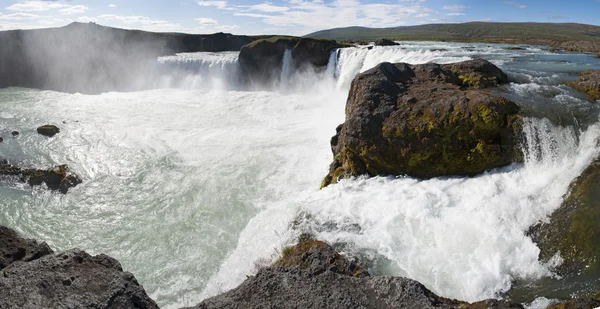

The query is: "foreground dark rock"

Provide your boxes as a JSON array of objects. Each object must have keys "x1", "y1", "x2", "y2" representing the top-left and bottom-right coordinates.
[
  {"x1": 0, "y1": 226, "x2": 53, "y2": 269},
  {"x1": 238, "y1": 36, "x2": 348, "y2": 86},
  {"x1": 0, "y1": 159, "x2": 82, "y2": 193},
  {"x1": 0, "y1": 226, "x2": 158, "y2": 309},
  {"x1": 322, "y1": 58, "x2": 522, "y2": 187},
  {"x1": 191, "y1": 238, "x2": 523, "y2": 309},
  {"x1": 565, "y1": 70, "x2": 600, "y2": 101},
  {"x1": 530, "y1": 158, "x2": 600, "y2": 278},
  {"x1": 37, "y1": 124, "x2": 60, "y2": 137},
  {"x1": 375, "y1": 38, "x2": 399, "y2": 46}
]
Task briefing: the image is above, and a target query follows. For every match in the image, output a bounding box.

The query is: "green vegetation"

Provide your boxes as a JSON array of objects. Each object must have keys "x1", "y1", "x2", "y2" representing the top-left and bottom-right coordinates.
[{"x1": 305, "y1": 22, "x2": 600, "y2": 43}]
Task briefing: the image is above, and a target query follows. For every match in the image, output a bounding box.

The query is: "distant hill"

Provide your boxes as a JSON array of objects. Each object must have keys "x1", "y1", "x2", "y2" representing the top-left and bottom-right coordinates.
[{"x1": 305, "y1": 22, "x2": 600, "y2": 42}]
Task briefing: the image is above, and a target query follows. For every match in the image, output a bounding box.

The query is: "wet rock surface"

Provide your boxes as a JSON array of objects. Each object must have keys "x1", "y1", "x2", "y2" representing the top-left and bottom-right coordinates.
[
  {"x1": 36, "y1": 124, "x2": 60, "y2": 137},
  {"x1": 0, "y1": 159, "x2": 82, "y2": 193},
  {"x1": 322, "y1": 58, "x2": 522, "y2": 187}
]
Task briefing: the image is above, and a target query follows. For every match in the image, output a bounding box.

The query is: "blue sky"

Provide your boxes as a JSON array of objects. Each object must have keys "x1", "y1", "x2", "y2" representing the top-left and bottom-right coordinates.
[{"x1": 0, "y1": 0, "x2": 599, "y2": 35}]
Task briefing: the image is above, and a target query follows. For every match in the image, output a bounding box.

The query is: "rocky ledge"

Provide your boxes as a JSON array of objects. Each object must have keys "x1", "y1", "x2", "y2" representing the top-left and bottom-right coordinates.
[
  {"x1": 190, "y1": 237, "x2": 523, "y2": 309},
  {"x1": 238, "y1": 36, "x2": 349, "y2": 86},
  {"x1": 322, "y1": 58, "x2": 522, "y2": 187},
  {"x1": 565, "y1": 70, "x2": 600, "y2": 101},
  {"x1": 0, "y1": 159, "x2": 82, "y2": 193},
  {"x1": 0, "y1": 226, "x2": 158, "y2": 309}
]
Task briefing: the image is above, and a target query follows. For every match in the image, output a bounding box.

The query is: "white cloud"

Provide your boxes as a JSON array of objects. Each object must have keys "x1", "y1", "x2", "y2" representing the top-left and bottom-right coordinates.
[
  {"x1": 59, "y1": 5, "x2": 89, "y2": 15},
  {"x1": 447, "y1": 13, "x2": 465, "y2": 16},
  {"x1": 248, "y1": 3, "x2": 289, "y2": 13},
  {"x1": 6, "y1": 1, "x2": 66, "y2": 12},
  {"x1": 504, "y1": 1, "x2": 526, "y2": 9},
  {"x1": 233, "y1": 0, "x2": 434, "y2": 35},
  {"x1": 443, "y1": 5, "x2": 468, "y2": 11},
  {"x1": 0, "y1": 12, "x2": 40, "y2": 20},
  {"x1": 196, "y1": 17, "x2": 218, "y2": 25},
  {"x1": 109, "y1": 4, "x2": 117, "y2": 8},
  {"x1": 197, "y1": 1, "x2": 228, "y2": 9}
]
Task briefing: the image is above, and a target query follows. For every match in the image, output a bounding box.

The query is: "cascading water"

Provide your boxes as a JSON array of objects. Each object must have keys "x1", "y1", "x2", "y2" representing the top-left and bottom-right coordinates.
[
  {"x1": 280, "y1": 49, "x2": 294, "y2": 85},
  {"x1": 157, "y1": 51, "x2": 240, "y2": 90},
  {"x1": 1, "y1": 41, "x2": 600, "y2": 309}
]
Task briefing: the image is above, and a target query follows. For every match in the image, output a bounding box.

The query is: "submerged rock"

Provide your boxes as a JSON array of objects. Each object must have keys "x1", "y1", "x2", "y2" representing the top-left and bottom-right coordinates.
[
  {"x1": 374, "y1": 38, "x2": 399, "y2": 46},
  {"x1": 530, "y1": 158, "x2": 600, "y2": 278},
  {"x1": 322, "y1": 58, "x2": 522, "y2": 187},
  {"x1": 565, "y1": 70, "x2": 600, "y2": 101},
  {"x1": 190, "y1": 238, "x2": 523, "y2": 309},
  {"x1": 0, "y1": 226, "x2": 53, "y2": 269},
  {"x1": 37, "y1": 124, "x2": 60, "y2": 137},
  {"x1": 0, "y1": 227, "x2": 158, "y2": 309},
  {"x1": 0, "y1": 159, "x2": 82, "y2": 193},
  {"x1": 239, "y1": 36, "x2": 347, "y2": 85}
]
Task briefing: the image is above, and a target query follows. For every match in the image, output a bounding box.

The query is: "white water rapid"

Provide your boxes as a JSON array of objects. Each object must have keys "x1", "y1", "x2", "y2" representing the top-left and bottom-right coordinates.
[{"x1": 1, "y1": 41, "x2": 600, "y2": 308}]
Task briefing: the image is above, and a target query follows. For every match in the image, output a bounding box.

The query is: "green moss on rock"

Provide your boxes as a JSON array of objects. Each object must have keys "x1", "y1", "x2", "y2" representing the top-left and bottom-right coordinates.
[{"x1": 322, "y1": 59, "x2": 522, "y2": 188}]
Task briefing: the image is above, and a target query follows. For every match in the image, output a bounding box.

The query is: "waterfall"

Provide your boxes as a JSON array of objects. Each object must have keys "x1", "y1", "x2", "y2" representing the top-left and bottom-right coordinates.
[{"x1": 280, "y1": 49, "x2": 294, "y2": 84}]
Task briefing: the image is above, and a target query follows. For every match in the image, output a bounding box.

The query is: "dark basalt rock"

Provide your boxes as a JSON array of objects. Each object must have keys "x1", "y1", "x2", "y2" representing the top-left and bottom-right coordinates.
[
  {"x1": 530, "y1": 158, "x2": 600, "y2": 278},
  {"x1": 0, "y1": 226, "x2": 53, "y2": 270},
  {"x1": 0, "y1": 159, "x2": 82, "y2": 193},
  {"x1": 506, "y1": 47, "x2": 526, "y2": 50},
  {"x1": 238, "y1": 36, "x2": 348, "y2": 86},
  {"x1": 565, "y1": 70, "x2": 600, "y2": 101},
  {"x1": 374, "y1": 38, "x2": 399, "y2": 46},
  {"x1": 189, "y1": 238, "x2": 523, "y2": 309},
  {"x1": 321, "y1": 58, "x2": 521, "y2": 187},
  {"x1": 0, "y1": 137, "x2": 3, "y2": 143},
  {"x1": 547, "y1": 292, "x2": 600, "y2": 309},
  {"x1": 11, "y1": 131, "x2": 18, "y2": 137},
  {"x1": 0, "y1": 248, "x2": 159, "y2": 309},
  {"x1": 37, "y1": 124, "x2": 60, "y2": 137}
]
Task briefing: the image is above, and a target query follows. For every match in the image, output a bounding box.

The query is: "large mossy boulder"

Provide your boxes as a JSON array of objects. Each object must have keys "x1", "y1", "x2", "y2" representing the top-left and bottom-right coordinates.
[
  {"x1": 190, "y1": 238, "x2": 523, "y2": 309},
  {"x1": 566, "y1": 70, "x2": 600, "y2": 101},
  {"x1": 322, "y1": 58, "x2": 522, "y2": 187},
  {"x1": 530, "y1": 158, "x2": 600, "y2": 278},
  {"x1": 238, "y1": 36, "x2": 347, "y2": 85}
]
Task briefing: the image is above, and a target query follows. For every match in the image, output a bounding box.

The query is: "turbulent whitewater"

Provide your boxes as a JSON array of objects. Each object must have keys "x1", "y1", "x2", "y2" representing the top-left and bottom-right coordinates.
[{"x1": 1, "y1": 42, "x2": 600, "y2": 308}]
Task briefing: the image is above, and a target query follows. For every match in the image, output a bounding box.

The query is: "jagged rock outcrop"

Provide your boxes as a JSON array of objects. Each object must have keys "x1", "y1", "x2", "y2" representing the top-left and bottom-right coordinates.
[
  {"x1": 375, "y1": 38, "x2": 399, "y2": 46},
  {"x1": 0, "y1": 159, "x2": 82, "y2": 193},
  {"x1": 322, "y1": 58, "x2": 522, "y2": 187},
  {"x1": 0, "y1": 22, "x2": 262, "y2": 93},
  {"x1": 0, "y1": 226, "x2": 53, "y2": 269},
  {"x1": 547, "y1": 292, "x2": 600, "y2": 309},
  {"x1": 238, "y1": 36, "x2": 347, "y2": 86},
  {"x1": 0, "y1": 226, "x2": 158, "y2": 309},
  {"x1": 565, "y1": 70, "x2": 600, "y2": 101},
  {"x1": 189, "y1": 238, "x2": 523, "y2": 309},
  {"x1": 530, "y1": 158, "x2": 600, "y2": 278}
]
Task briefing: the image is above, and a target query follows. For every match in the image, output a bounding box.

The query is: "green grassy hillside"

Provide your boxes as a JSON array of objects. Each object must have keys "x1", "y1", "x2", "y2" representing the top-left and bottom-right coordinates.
[{"x1": 305, "y1": 22, "x2": 600, "y2": 42}]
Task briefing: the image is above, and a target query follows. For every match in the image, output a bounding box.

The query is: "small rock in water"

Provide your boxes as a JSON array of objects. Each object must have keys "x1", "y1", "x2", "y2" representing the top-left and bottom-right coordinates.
[
  {"x1": 11, "y1": 131, "x2": 19, "y2": 137},
  {"x1": 0, "y1": 137, "x2": 3, "y2": 143},
  {"x1": 37, "y1": 125, "x2": 60, "y2": 137}
]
